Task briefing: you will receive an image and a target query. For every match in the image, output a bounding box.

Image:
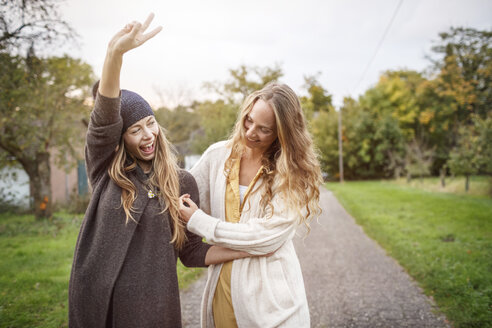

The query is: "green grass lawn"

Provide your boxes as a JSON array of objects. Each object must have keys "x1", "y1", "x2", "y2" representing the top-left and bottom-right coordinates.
[
  {"x1": 392, "y1": 175, "x2": 491, "y2": 197},
  {"x1": 327, "y1": 180, "x2": 492, "y2": 328},
  {"x1": 0, "y1": 212, "x2": 204, "y2": 328}
]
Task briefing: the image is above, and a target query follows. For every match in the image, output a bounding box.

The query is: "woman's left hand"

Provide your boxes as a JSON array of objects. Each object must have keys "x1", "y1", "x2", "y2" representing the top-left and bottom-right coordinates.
[
  {"x1": 179, "y1": 194, "x2": 198, "y2": 223},
  {"x1": 108, "y1": 13, "x2": 162, "y2": 56}
]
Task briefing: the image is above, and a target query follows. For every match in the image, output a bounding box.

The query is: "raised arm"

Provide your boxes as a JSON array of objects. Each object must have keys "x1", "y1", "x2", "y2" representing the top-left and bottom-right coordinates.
[
  {"x1": 85, "y1": 14, "x2": 162, "y2": 185},
  {"x1": 99, "y1": 13, "x2": 162, "y2": 97}
]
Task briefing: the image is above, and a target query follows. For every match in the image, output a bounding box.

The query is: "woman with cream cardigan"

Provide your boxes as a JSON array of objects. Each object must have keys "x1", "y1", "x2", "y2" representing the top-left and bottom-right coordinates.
[{"x1": 179, "y1": 83, "x2": 322, "y2": 328}]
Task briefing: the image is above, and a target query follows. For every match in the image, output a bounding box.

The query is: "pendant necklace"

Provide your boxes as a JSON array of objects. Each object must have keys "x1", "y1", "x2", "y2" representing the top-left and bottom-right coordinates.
[{"x1": 147, "y1": 189, "x2": 156, "y2": 199}]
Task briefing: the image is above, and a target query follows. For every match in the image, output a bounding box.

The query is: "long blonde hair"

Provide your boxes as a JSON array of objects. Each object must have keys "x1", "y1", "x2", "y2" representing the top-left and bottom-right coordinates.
[
  {"x1": 225, "y1": 83, "x2": 322, "y2": 228},
  {"x1": 108, "y1": 125, "x2": 186, "y2": 249}
]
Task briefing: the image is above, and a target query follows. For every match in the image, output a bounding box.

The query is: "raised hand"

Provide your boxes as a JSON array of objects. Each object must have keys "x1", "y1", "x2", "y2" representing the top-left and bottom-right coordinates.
[
  {"x1": 99, "y1": 13, "x2": 162, "y2": 98},
  {"x1": 108, "y1": 13, "x2": 162, "y2": 56}
]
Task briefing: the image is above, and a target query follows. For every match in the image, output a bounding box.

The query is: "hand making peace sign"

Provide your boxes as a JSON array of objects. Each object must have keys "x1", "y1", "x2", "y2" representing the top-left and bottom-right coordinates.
[
  {"x1": 108, "y1": 13, "x2": 162, "y2": 56},
  {"x1": 98, "y1": 13, "x2": 162, "y2": 98}
]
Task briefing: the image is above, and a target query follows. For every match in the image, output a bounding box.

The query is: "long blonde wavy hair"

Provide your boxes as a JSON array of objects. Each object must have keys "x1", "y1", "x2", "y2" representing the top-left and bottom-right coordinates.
[
  {"x1": 225, "y1": 82, "x2": 322, "y2": 228},
  {"x1": 108, "y1": 125, "x2": 187, "y2": 249}
]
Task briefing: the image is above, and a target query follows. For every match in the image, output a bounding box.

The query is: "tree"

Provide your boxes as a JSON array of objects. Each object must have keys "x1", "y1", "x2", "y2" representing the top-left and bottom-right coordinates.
[
  {"x1": 300, "y1": 73, "x2": 332, "y2": 122},
  {"x1": 0, "y1": 0, "x2": 87, "y2": 218},
  {"x1": 415, "y1": 78, "x2": 452, "y2": 173},
  {"x1": 311, "y1": 108, "x2": 338, "y2": 178},
  {"x1": 375, "y1": 115, "x2": 407, "y2": 179},
  {"x1": 0, "y1": 53, "x2": 93, "y2": 218},
  {"x1": 193, "y1": 64, "x2": 284, "y2": 153},
  {"x1": 155, "y1": 105, "x2": 200, "y2": 145},
  {"x1": 0, "y1": 0, "x2": 76, "y2": 54},
  {"x1": 154, "y1": 104, "x2": 201, "y2": 163},
  {"x1": 203, "y1": 64, "x2": 283, "y2": 103},
  {"x1": 404, "y1": 139, "x2": 434, "y2": 182},
  {"x1": 346, "y1": 73, "x2": 414, "y2": 179},
  {"x1": 299, "y1": 74, "x2": 337, "y2": 178},
  {"x1": 472, "y1": 113, "x2": 492, "y2": 195},
  {"x1": 360, "y1": 70, "x2": 427, "y2": 142},
  {"x1": 191, "y1": 100, "x2": 238, "y2": 154},
  {"x1": 310, "y1": 94, "x2": 406, "y2": 180},
  {"x1": 425, "y1": 27, "x2": 492, "y2": 171},
  {"x1": 430, "y1": 27, "x2": 492, "y2": 120},
  {"x1": 447, "y1": 124, "x2": 481, "y2": 192},
  {"x1": 475, "y1": 113, "x2": 492, "y2": 175}
]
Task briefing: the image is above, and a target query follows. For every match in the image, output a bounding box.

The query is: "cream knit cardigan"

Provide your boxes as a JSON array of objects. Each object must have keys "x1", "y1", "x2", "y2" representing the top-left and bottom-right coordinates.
[{"x1": 188, "y1": 141, "x2": 310, "y2": 328}]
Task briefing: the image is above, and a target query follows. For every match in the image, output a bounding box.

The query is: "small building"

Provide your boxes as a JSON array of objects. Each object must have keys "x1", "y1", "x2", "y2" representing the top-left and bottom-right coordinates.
[
  {"x1": 0, "y1": 152, "x2": 202, "y2": 211},
  {"x1": 0, "y1": 156, "x2": 87, "y2": 211}
]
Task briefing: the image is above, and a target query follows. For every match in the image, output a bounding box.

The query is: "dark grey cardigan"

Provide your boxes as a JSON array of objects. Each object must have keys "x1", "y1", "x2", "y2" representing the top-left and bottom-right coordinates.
[{"x1": 68, "y1": 93, "x2": 210, "y2": 328}]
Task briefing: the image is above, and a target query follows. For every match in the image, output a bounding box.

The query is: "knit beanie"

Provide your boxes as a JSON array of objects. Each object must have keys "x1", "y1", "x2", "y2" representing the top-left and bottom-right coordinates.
[{"x1": 92, "y1": 80, "x2": 155, "y2": 132}]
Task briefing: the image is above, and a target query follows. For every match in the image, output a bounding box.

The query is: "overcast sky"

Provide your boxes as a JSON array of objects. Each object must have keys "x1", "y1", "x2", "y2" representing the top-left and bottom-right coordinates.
[{"x1": 59, "y1": 0, "x2": 492, "y2": 108}]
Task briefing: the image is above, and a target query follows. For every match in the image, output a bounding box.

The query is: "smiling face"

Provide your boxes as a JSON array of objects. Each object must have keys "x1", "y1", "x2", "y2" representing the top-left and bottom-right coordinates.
[
  {"x1": 243, "y1": 99, "x2": 278, "y2": 153},
  {"x1": 123, "y1": 116, "x2": 159, "y2": 168}
]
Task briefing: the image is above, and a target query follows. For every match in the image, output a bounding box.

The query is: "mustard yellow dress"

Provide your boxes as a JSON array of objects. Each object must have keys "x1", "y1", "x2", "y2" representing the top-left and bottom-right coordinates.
[{"x1": 212, "y1": 159, "x2": 263, "y2": 328}]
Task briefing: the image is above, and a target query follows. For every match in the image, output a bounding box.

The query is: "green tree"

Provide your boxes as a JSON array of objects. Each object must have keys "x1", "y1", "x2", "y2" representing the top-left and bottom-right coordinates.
[
  {"x1": 472, "y1": 113, "x2": 492, "y2": 195},
  {"x1": 310, "y1": 94, "x2": 406, "y2": 180},
  {"x1": 426, "y1": 27, "x2": 492, "y2": 171},
  {"x1": 296, "y1": 74, "x2": 337, "y2": 178},
  {"x1": 191, "y1": 100, "x2": 238, "y2": 154},
  {"x1": 155, "y1": 104, "x2": 200, "y2": 148},
  {"x1": 300, "y1": 73, "x2": 332, "y2": 122},
  {"x1": 431, "y1": 27, "x2": 492, "y2": 120},
  {"x1": 204, "y1": 64, "x2": 283, "y2": 103},
  {"x1": 306, "y1": 28, "x2": 492, "y2": 181},
  {"x1": 311, "y1": 109, "x2": 338, "y2": 178},
  {"x1": 0, "y1": 53, "x2": 93, "y2": 218},
  {"x1": 475, "y1": 113, "x2": 492, "y2": 175},
  {"x1": 0, "y1": 0, "x2": 88, "y2": 218},
  {"x1": 195, "y1": 64, "x2": 284, "y2": 153},
  {"x1": 447, "y1": 125, "x2": 481, "y2": 192},
  {"x1": 404, "y1": 139, "x2": 434, "y2": 182},
  {"x1": 361, "y1": 70, "x2": 427, "y2": 141},
  {"x1": 414, "y1": 78, "x2": 451, "y2": 173},
  {"x1": 154, "y1": 103, "x2": 201, "y2": 166},
  {"x1": 346, "y1": 72, "x2": 415, "y2": 179},
  {"x1": 345, "y1": 105, "x2": 405, "y2": 179}
]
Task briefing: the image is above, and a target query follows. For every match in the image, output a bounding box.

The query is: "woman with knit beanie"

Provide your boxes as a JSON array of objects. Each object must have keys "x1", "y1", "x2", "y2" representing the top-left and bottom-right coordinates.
[
  {"x1": 69, "y1": 14, "x2": 255, "y2": 328},
  {"x1": 179, "y1": 81, "x2": 323, "y2": 327}
]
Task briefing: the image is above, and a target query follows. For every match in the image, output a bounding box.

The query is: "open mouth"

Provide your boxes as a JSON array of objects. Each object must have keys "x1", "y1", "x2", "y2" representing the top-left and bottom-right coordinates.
[{"x1": 140, "y1": 141, "x2": 155, "y2": 155}]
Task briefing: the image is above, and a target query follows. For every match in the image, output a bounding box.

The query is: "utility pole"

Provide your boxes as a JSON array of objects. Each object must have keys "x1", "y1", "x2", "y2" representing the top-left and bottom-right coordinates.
[{"x1": 338, "y1": 107, "x2": 344, "y2": 183}]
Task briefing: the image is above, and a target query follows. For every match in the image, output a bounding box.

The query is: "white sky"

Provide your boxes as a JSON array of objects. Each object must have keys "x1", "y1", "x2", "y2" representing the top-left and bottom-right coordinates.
[{"x1": 58, "y1": 0, "x2": 492, "y2": 108}]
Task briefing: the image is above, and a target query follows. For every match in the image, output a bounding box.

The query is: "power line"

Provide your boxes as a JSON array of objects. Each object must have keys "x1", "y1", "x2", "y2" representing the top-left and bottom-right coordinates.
[
  {"x1": 338, "y1": 0, "x2": 404, "y2": 183},
  {"x1": 352, "y1": 0, "x2": 404, "y2": 92}
]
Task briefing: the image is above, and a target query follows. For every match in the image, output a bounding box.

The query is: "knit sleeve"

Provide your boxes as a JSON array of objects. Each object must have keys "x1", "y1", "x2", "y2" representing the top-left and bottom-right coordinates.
[
  {"x1": 85, "y1": 92, "x2": 123, "y2": 187},
  {"x1": 190, "y1": 144, "x2": 214, "y2": 215},
  {"x1": 178, "y1": 170, "x2": 212, "y2": 267},
  {"x1": 186, "y1": 197, "x2": 298, "y2": 255}
]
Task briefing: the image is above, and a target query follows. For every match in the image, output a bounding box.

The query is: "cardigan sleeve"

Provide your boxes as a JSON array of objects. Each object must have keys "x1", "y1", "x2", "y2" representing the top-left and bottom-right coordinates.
[
  {"x1": 186, "y1": 197, "x2": 298, "y2": 255},
  {"x1": 189, "y1": 143, "x2": 216, "y2": 215},
  {"x1": 85, "y1": 92, "x2": 123, "y2": 187}
]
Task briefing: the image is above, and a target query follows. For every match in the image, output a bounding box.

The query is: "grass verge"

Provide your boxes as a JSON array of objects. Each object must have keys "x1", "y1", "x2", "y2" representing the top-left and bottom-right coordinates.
[
  {"x1": 327, "y1": 180, "x2": 492, "y2": 328},
  {"x1": 0, "y1": 212, "x2": 203, "y2": 327},
  {"x1": 392, "y1": 175, "x2": 491, "y2": 197}
]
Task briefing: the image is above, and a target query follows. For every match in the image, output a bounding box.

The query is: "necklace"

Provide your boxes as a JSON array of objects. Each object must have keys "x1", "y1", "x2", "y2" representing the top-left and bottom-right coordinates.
[
  {"x1": 146, "y1": 181, "x2": 157, "y2": 199},
  {"x1": 147, "y1": 189, "x2": 156, "y2": 199},
  {"x1": 143, "y1": 170, "x2": 157, "y2": 199}
]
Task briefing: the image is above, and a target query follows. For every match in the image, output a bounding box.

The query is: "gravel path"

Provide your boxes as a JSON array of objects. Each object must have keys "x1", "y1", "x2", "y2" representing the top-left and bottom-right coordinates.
[{"x1": 180, "y1": 187, "x2": 449, "y2": 327}]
